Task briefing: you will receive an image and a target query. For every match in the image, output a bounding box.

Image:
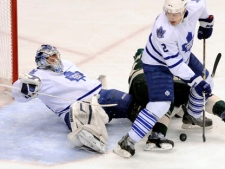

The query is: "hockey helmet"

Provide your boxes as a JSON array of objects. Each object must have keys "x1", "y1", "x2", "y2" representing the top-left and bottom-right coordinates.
[{"x1": 163, "y1": 0, "x2": 188, "y2": 13}]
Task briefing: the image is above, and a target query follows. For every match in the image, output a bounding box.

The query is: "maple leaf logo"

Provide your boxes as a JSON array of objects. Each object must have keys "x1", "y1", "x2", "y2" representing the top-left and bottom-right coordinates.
[{"x1": 156, "y1": 26, "x2": 166, "y2": 39}]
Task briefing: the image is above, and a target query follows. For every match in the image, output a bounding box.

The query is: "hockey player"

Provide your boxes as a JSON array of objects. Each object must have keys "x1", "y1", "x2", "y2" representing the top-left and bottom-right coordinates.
[
  {"x1": 12, "y1": 44, "x2": 140, "y2": 153},
  {"x1": 128, "y1": 48, "x2": 225, "y2": 151},
  {"x1": 114, "y1": 0, "x2": 215, "y2": 157}
]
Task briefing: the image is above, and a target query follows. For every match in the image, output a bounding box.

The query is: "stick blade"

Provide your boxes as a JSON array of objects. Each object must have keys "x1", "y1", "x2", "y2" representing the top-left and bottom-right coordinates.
[
  {"x1": 211, "y1": 53, "x2": 222, "y2": 78},
  {"x1": 202, "y1": 134, "x2": 206, "y2": 142}
]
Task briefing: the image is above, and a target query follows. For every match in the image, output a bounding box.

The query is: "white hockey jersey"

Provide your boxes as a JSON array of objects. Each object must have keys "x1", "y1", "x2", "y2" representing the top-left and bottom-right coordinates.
[
  {"x1": 141, "y1": 0, "x2": 209, "y2": 82},
  {"x1": 12, "y1": 60, "x2": 102, "y2": 117}
]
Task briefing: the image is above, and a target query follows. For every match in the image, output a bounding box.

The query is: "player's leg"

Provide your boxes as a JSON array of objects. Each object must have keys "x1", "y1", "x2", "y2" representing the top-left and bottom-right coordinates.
[
  {"x1": 145, "y1": 113, "x2": 174, "y2": 150},
  {"x1": 129, "y1": 66, "x2": 176, "y2": 150},
  {"x1": 66, "y1": 95, "x2": 109, "y2": 153},
  {"x1": 145, "y1": 80, "x2": 191, "y2": 150},
  {"x1": 206, "y1": 95, "x2": 225, "y2": 121},
  {"x1": 182, "y1": 53, "x2": 213, "y2": 129},
  {"x1": 158, "y1": 79, "x2": 225, "y2": 130},
  {"x1": 175, "y1": 89, "x2": 225, "y2": 125},
  {"x1": 173, "y1": 73, "x2": 225, "y2": 122},
  {"x1": 114, "y1": 64, "x2": 174, "y2": 157}
]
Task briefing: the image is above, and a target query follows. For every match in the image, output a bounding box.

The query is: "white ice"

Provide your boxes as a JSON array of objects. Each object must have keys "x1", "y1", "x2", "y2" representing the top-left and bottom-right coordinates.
[{"x1": 1, "y1": 0, "x2": 225, "y2": 169}]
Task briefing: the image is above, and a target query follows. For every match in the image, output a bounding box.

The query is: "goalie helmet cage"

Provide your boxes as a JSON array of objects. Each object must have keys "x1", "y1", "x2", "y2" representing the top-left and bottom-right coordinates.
[{"x1": 0, "y1": 0, "x2": 18, "y2": 87}]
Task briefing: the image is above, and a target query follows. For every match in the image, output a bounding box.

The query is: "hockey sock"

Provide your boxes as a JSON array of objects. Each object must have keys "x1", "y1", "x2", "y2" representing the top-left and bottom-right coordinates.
[
  {"x1": 187, "y1": 88, "x2": 204, "y2": 118},
  {"x1": 152, "y1": 122, "x2": 167, "y2": 136},
  {"x1": 128, "y1": 108, "x2": 158, "y2": 142}
]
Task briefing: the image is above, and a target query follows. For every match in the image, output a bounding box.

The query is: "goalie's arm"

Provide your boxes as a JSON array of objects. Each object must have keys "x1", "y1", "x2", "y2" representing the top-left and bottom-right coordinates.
[{"x1": 12, "y1": 73, "x2": 41, "y2": 102}]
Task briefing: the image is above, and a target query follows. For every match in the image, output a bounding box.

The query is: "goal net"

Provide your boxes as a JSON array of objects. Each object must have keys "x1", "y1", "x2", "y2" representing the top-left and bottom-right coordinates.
[
  {"x1": 0, "y1": 0, "x2": 18, "y2": 87},
  {"x1": 0, "y1": 0, "x2": 18, "y2": 105}
]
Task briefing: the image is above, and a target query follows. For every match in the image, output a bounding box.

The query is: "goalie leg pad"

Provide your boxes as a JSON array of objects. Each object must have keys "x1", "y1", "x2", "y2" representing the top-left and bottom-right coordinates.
[
  {"x1": 77, "y1": 129, "x2": 106, "y2": 153},
  {"x1": 90, "y1": 94, "x2": 109, "y2": 124},
  {"x1": 67, "y1": 125, "x2": 107, "y2": 153},
  {"x1": 68, "y1": 96, "x2": 109, "y2": 153},
  {"x1": 67, "y1": 128, "x2": 83, "y2": 147},
  {"x1": 69, "y1": 95, "x2": 109, "y2": 131}
]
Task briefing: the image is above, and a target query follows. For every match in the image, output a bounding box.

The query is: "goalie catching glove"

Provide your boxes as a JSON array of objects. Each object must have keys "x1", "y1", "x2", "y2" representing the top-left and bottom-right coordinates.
[{"x1": 20, "y1": 73, "x2": 41, "y2": 98}]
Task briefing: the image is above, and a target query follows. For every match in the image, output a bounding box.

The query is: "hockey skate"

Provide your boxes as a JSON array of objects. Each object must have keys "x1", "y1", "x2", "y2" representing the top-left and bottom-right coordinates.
[
  {"x1": 113, "y1": 134, "x2": 135, "y2": 158},
  {"x1": 182, "y1": 105, "x2": 213, "y2": 129},
  {"x1": 144, "y1": 132, "x2": 174, "y2": 151}
]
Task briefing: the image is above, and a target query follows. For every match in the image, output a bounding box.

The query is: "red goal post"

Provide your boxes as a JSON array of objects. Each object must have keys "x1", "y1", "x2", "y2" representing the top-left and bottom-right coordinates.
[{"x1": 0, "y1": 0, "x2": 18, "y2": 87}]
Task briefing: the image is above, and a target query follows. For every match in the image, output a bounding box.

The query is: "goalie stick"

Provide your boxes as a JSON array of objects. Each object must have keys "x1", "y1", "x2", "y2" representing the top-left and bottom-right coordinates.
[
  {"x1": 211, "y1": 53, "x2": 221, "y2": 78},
  {"x1": 0, "y1": 83, "x2": 117, "y2": 107}
]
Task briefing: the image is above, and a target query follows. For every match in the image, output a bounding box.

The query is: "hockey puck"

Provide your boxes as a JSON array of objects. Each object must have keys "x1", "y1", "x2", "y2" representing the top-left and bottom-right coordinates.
[{"x1": 180, "y1": 133, "x2": 187, "y2": 141}]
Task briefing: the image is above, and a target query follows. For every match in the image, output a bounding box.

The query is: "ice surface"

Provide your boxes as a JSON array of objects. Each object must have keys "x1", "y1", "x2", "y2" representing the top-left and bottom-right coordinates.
[{"x1": 1, "y1": 0, "x2": 225, "y2": 168}]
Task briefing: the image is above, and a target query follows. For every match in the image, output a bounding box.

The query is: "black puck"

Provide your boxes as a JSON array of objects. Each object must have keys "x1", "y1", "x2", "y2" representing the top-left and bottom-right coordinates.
[{"x1": 180, "y1": 133, "x2": 187, "y2": 141}]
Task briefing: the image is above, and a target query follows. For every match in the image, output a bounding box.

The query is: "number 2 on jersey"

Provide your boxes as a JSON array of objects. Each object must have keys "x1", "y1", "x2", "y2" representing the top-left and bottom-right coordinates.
[{"x1": 161, "y1": 44, "x2": 168, "y2": 52}]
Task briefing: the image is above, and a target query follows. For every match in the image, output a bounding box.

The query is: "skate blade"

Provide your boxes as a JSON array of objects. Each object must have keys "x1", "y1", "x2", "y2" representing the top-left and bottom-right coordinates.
[
  {"x1": 144, "y1": 143, "x2": 173, "y2": 151},
  {"x1": 182, "y1": 124, "x2": 213, "y2": 130},
  {"x1": 113, "y1": 145, "x2": 132, "y2": 158}
]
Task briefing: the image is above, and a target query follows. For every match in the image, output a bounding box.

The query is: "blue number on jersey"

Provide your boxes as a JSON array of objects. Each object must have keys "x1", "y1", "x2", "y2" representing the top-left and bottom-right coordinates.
[{"x1": 161, "y1": 44, "x2": 169, "y2": 52}]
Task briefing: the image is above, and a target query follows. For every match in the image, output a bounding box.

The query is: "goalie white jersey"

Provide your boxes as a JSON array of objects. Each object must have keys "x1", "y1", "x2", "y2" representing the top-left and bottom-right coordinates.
[
  {"x1": 12, "y1": 60, "x2": 102, "y2": 117},
  {"x1": 141, "y1": 0, "x2": 209, "y2": 82}
]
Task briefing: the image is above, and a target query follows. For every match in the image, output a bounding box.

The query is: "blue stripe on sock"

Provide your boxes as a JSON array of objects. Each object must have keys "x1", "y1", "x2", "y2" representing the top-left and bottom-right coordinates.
[{"x1": 131, "y1": 109, "x2": 158, "y2": 139}]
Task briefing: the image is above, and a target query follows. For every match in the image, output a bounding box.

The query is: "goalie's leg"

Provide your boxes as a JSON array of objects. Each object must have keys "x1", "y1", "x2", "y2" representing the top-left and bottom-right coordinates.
[
  {"x1": 66, "y1": 97, "x2": 108, "y2": 153},
  {"x1": 67, "y1": 126, "x2": 106, "y2": 153},
  {"x1": 98, "y1": 89, "x2": 141, "y2": 122}
]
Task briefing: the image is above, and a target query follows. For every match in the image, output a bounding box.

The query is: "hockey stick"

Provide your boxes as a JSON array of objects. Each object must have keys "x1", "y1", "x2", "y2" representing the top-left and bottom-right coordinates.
[
  {"x1": 202, "y1": 39, "x2": 206, "y2": 142},
  {"x1": 211, "y1": 53, "x2": 222, "y2": 78},
  {"x1": 0, "y1": 83, "x2": 117, "y2": 107}
]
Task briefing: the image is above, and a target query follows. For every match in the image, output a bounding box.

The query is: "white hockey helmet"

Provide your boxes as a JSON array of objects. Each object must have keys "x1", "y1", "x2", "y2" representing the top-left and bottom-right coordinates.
[
  {"x1": 163, "y1": 0, "x2": 188, "y2": 13},
  {"x1": 35, "y1": 44, "x2": 64, "y2": 73}
]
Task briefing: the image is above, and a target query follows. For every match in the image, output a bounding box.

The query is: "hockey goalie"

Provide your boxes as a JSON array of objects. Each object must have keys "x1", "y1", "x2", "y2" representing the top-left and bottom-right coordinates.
[{"x1": 67, "y1": 95, "x2": 109, "y2": 153}]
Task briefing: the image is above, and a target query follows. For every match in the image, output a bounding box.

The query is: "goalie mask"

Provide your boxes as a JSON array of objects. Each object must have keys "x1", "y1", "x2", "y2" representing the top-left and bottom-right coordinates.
[{"x1": 35, "y1": 44, "x2": 64, "y2": 73}]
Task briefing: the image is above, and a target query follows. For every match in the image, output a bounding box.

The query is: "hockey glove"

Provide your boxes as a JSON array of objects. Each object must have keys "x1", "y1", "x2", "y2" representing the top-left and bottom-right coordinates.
[
  {"x1": 197, "y1": 15, "x2": 214, "y2": 40},
  {"x1": 20, "y1": 73, "x2": 41, "y2": 98},
  {"x1": 194, "y1": 80, "x2": 212, "y2": 97}
]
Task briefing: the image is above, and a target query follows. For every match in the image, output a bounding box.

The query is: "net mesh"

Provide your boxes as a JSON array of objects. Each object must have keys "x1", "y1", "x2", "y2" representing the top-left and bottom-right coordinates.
[
  {"x1": 0, "y1": 0, "x2": 13, "y2": 85},
  {"x1": 0, "y1": 0, "x2": 14, "y2": 105}
]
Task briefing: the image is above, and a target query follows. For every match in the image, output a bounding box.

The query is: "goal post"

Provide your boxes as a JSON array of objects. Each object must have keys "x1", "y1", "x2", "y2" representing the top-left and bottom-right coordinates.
[
  {"x1": 0, "y1": 0, "x2": 18, "y2": 87},
  {"x1": 11, "y1": 0, "x2": 18, "y2": 84}
]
